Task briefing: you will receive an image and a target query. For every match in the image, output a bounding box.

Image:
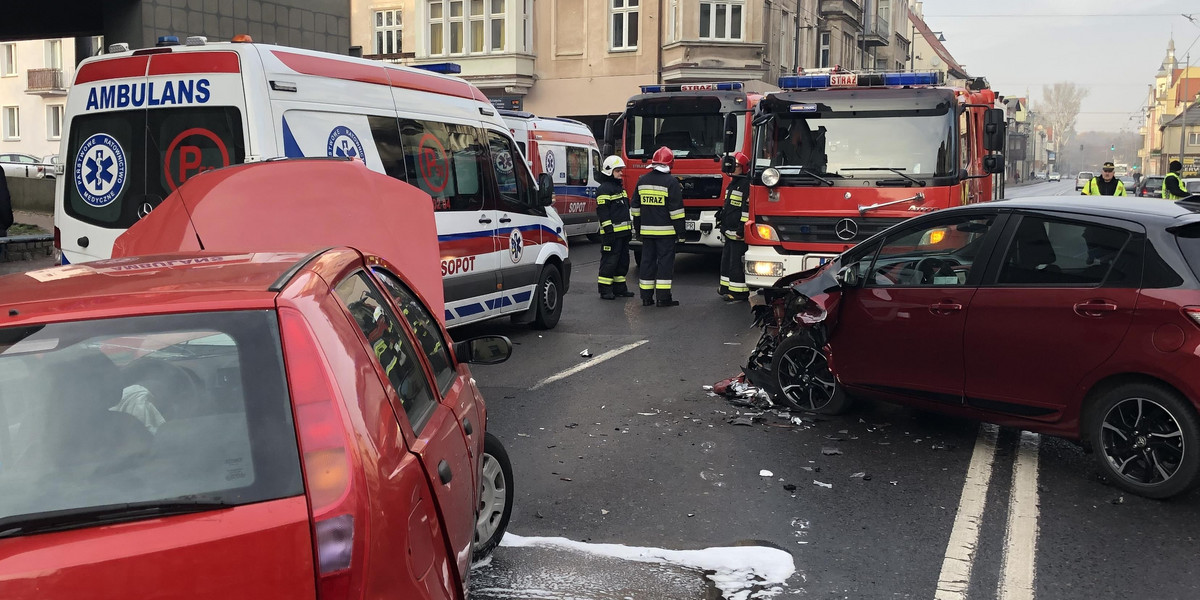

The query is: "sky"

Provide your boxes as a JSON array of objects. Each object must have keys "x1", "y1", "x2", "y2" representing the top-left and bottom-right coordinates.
[{"x1": 915, "y1": 0, "x2": 1199, "y2": 133}]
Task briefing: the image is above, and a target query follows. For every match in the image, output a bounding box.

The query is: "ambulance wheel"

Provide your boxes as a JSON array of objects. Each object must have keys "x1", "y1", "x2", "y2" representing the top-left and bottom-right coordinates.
[
  {"x1": 473, "y1": 432, "x2": 514, "y2": 562},
  {"x1": 531, "y1": 265, "x2": 563, "y2": 330}
]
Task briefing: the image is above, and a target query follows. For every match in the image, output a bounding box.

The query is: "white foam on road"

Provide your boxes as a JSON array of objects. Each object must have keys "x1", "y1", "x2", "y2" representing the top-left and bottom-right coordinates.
[{"x1": 499, "y1": 533, "x2": 797, "y2": 600}]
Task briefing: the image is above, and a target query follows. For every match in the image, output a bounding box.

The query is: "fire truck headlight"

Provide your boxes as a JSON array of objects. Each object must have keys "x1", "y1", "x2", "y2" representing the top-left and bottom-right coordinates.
[
  {"x1": 748, "y1": 261, "x2": 785, "y2": 278},
  {"x1": 761, "y1": 167, "x2": 781, "y2": 188}
]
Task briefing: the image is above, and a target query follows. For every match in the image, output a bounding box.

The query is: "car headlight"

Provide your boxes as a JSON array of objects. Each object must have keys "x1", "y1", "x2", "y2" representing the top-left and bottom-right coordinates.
[{"x1": 762, "y1": 167, "x2": 781, "y2": 188}]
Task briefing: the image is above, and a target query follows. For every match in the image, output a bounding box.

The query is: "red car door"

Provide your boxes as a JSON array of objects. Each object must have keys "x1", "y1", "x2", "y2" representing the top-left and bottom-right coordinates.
[
  {"x1": 330, "y1": 271, "x2": 477, "y2": 585},
  {"x1": 964, "y1": 213, "x2": 1140, "y2": 417},
  {"x1": 833, "y1": 213, "x2": 1000, "y2": 404}
]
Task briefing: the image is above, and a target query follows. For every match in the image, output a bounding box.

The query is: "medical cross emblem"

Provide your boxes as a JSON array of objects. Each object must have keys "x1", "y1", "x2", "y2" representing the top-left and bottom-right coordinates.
[
  {"x1": 509, "y1": 229, "x2": 524, "y2": 263},
  {"x1": 73, "y1": 133, "x2": 127, "y2": 208}
]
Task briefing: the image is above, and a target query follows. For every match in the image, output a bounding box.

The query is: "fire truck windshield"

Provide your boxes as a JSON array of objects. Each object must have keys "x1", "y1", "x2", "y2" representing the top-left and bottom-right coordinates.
[
  {"x1": 625, "y1": 98, "x2": 745, "y2": 159},
  {"x1": 753, "y1": 108, "x2": 957, "y2": 184}
]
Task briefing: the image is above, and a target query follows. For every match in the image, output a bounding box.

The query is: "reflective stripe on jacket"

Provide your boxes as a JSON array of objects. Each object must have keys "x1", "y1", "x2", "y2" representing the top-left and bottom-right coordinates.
[
  {"x1": 719, "y1": 175, "x2": 751, "y2": 240},
  {"x1": 1081, "y1": 177, "x2": 1126, "y2": 196},
  {"x1": 633, "y1": 170, "x2": 685, "y2": 237},
  {"x1": 596, "y1": 176, "x2": 633, "y2": 236},
  {"x1": 1164, "y1": 172, "x2": 1189, "y2": 200}
]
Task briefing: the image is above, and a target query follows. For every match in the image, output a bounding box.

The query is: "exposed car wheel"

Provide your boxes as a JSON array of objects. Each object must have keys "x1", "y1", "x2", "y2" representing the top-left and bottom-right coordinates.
[
  {"x1": 1088, "y1": 383, "x2": 1200, "y2": 499},
  {"x1": 770, "y1": 332, "x2": 851, "y2": 414},
  {"x1": 473, "y1": 432, "x2": 514, "y2": 562},
  {"x1": 531, "y1": 265, "x2": 563, "y2": 330}
]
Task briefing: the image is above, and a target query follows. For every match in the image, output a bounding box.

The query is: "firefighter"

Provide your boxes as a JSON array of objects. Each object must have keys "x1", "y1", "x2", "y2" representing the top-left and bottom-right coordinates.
[
  {"x1": 632, "y1": 146, "x2": 685, "y2": 307},
  {"x1": 718, "y1": 152, "x2": 751, "y2": 302},
  {"x1": 1164, "y1": 160, "x2": 1190, "y2": 200},
  {"x1": 596, "y1": 155, "x2": 635, "y2": 299},
  {"x1": 1081, "y1": 162, "x2": 1126, "y2": 196}
]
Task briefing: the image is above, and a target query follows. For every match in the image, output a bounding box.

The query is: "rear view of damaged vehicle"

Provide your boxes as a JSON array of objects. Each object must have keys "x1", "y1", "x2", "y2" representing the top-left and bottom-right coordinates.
[{"x1": 748, "y1": 196, "x2": 1200, "y2": 499}]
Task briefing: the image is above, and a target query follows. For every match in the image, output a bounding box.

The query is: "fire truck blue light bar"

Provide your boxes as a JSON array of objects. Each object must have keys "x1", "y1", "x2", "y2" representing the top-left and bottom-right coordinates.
[
  {"x1": 639, "y1": 82, "x2": 744, "y2": 93},
  {"x1": 777, "y1": 72, "x2": 943, "y2": 90}
]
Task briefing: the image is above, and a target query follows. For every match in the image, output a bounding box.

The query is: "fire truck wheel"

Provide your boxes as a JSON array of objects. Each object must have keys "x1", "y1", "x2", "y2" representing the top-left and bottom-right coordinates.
[{"x1": 770, "y1": 332, "x2": 852, "y2": 415}]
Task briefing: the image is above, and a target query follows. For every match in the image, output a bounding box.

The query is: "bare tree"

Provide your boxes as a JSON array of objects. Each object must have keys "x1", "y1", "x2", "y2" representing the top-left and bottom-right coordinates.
[{"x1": 1038, "y1": 83, "x2": 1089, "y2": 158}]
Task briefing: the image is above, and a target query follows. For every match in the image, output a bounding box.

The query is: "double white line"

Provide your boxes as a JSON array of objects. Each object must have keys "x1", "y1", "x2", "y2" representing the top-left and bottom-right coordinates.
[{"x1": 935, "y1": 425, "x2": 1041, "y2": 600}]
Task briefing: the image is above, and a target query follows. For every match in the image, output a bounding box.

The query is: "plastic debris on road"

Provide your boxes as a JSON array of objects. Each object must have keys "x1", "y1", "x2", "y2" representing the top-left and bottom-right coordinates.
[
  {"x1": 813, "y1": 480, "x2": 833, "y2": 489},
  {"x1": 821, "y1": 447, "x2": 842, "y2": 456},
  {"x1": 759, "y1": 469, "x2": 774, "y2": 477},
  {"x1": 579, "y1": 349, "x2": 593, "y2": 358}
]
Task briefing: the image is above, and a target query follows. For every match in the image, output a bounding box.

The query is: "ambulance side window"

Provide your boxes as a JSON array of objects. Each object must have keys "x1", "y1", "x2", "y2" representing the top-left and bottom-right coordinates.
[
  {"x1": 591, "y1": 149, "x2": 602, "y2": 183},
  {"x1": 565, "y1": 146, "x2": 588, "y2": 186},
  {"x1": 398, "y1": 119, "x2": 488, "y2": 212},
  {"x1": 486, "y1": 130, "x2": 539, "y2": 213}
]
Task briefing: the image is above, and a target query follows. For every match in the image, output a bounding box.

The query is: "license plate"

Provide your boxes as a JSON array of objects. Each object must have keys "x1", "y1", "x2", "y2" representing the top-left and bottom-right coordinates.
[
  {"x1": 830, "y1": 73, "x2": 858, "y2": 87},
  {"x1": 802, "y1": 254, "x2": 838, "y2": 270},
  {"x1": 685, "y1": 221, "x2": 697, "y2": 231}
]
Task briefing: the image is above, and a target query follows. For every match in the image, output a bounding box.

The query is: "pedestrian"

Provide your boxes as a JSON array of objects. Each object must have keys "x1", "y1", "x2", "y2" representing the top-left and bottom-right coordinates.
[
  {"x1": 632, "y1": 146, "x2": 685, "y2": 307},
  {"x1": 0, "y1": 167, "x2": 12, "y2": 261},
  {"x1": 1029, "y1": 169, "x2": 1034, "y2": 181},
  {"x1": 1080, "y1": 161, "x2": 1126, "y2": 196},
  {"x1": 718, "y1": 152, "x2": 751, "y2": 302},
  {"x1": 595, "y1": 155, "x2": 634, "y2": 300},
  {"x1": 1163, "y1": 160, "x2": 1190, "y2": 200}
]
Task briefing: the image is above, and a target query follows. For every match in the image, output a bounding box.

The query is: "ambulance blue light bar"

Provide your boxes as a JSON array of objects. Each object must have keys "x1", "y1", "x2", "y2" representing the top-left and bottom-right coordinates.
[
  {"x1": 639, "y1": 82, "x2": 744, "y2": 93},
  {"x1": 778, "y1": 71, "x2": 943, "y2": 90},
  {"x1": 414, "y1": 62, "x2": 462, "y2": 74}
]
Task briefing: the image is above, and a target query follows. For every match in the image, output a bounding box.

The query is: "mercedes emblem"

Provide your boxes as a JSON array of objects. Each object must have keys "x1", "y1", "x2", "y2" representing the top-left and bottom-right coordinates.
[
  {"x1": 137, "y1": 202, "x2": 155, "y2": 219},
  {"x1": 834, "y1": 218, "x2": 859, "y2": 241}
]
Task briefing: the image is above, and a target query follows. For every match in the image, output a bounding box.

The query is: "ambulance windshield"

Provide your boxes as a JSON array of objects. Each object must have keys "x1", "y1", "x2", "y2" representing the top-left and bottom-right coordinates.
[{"x1": 64, "y1": 107, "x2": 245, "y2": 229}]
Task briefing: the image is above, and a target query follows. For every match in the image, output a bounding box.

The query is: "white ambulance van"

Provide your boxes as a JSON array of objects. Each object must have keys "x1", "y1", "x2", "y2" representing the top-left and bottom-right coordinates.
[
  {"x1": 500, "y1": 110, "x2": 602, "y2": 240},
  {"x1": 55, "y1": 37, "x2": 570, "y2": 329}
]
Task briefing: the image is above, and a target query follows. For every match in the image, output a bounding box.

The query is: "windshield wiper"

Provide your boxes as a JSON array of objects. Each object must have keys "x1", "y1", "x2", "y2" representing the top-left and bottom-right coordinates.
[
  {"x1": 0, "y1": 499, "x2": 235, "y2": 538},
  {"x1": 840, "y1": 167, "x2": 926, "y2": 187},
  {"x1": 775, "y1": 167, "x2": 836, "y2": 187}
]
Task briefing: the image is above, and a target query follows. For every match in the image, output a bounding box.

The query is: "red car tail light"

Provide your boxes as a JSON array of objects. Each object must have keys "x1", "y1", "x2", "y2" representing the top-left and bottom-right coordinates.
[
  {"x1": 279, "y1": 307, "x2": 365, "y2": 599},
  {"x1": 1182, "y1": 307, "x2": 1200, "y2": 329}
]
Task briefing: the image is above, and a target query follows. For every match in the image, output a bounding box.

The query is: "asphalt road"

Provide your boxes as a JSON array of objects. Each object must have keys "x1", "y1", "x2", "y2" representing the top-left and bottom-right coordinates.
[{"x1": 460, "y1": 185, "x2": 1200, "y2": 600}]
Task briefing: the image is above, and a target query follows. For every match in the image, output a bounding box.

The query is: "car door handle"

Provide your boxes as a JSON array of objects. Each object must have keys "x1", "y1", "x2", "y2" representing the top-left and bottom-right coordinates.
[
  {"x1": 499, "y1": 215, "x2": 512, "y2": 223},
  {"x1": 1074, "y1": 301, "x2": 1118, "y2": 317},
  {"x1": 478, "y1": 215, "x2": 492, "y2": 224},
  {"x1": 438, "y1": 460, "x2": 453, "y2": 485},
  {"x1": 462, "y1": 417, "x2": 473, "y2": 436},
  {"x1": 929, "y1": 302, "x2": 963, "y2": 314}
]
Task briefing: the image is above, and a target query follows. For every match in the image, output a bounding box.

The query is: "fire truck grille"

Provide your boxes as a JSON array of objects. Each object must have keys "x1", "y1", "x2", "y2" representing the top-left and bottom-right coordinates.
[
  {"x1": 675, "y1": 175, "x2": 724, "y2": 200},
  {"x1": 757, "y1": 216, "x2": 904, "y2": 244}
]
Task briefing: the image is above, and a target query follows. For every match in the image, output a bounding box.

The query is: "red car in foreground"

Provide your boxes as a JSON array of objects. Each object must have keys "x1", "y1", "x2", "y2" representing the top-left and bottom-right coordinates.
[{"x1": 0, "y1": 160, "x2": 514, "y2": 598}]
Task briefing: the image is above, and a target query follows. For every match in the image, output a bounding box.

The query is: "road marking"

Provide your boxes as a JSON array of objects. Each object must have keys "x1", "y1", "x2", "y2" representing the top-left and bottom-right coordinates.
[
  {"x1": 999, "y1": 431, "x2": 1041, "y2": 600},
  {"x1": 529, "y1": 340, "x2": 649, "y2": 390},
  {"x1": 934, "y1": 423, "x2": 999, "y2": 600}
]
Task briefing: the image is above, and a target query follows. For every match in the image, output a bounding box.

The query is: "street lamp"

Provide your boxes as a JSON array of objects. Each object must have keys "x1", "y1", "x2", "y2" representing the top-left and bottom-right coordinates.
[{"x1": 908, "y1": 22, "x2": 946, "y2": 71}]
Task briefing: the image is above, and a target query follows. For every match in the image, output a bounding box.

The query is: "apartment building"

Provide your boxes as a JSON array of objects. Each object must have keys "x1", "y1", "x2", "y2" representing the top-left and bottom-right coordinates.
[
  {"x1": 0, "y1": 38, "x2": 82, "y2": 159},
  {"x1": 351, "y1": 0, "x2": 816, "y2": 134}
]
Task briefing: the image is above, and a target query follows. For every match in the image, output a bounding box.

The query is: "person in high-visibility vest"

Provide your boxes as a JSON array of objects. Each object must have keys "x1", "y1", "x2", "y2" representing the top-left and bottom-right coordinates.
[
  {"x1": 595, "y1": 155, "x2": 634, "y2": 300},
  {"x1": 632, "y1": 146, "x2": 685, "y2": 307},
  {"x1": 1081, "y1": 161, "x2": 1125, "y2": 196},
  {"x1": 1163, "y1": 160, "x2": 1190, "y2": 200}
]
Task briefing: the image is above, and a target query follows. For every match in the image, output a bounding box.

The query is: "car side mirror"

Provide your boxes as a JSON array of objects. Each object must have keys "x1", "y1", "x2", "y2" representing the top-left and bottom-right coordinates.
[
  {"x1": 537, "y1": 172, "x2": 555, "y2": 206},
  {"x1": 983, "y1": 108, "x2": 1006, "y2": 152},
  {"x1": 454, "y1": 335, "x2": 513, "y2": 365},
  {"x1": 834, "y1": 265, "x2": 860, "y2": 288},
  {"x1": 602, "y1": 117, "x2": 615, "y2": 157},
  {"x1": 983, "y1": 154, "x2": 1005, "y2": 174}
]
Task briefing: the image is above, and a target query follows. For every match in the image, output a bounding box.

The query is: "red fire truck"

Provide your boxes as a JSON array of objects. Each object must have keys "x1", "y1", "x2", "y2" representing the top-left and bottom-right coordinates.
[
  {"x1": 603, "y1": 82, "x2": 761, "y2": 250},
  {"x1": 740, "y1": 71, "x2": 1006, "y2": 286}
]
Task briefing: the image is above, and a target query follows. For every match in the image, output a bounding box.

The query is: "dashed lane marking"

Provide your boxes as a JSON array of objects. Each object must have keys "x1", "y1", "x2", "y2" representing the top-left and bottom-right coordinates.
[
  {"x1": 529, "y1": 340, "x2": 650, "y2": 390},
  {"x1": 999, "y1": 431, "x2": 1041, "y2": 600},
  {"x1": 935, "y1": 423, "x2": 1000, "y2": 600}
]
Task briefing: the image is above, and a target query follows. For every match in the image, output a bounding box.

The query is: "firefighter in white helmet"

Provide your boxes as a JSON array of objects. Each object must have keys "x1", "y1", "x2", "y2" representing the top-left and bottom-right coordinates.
[{"x1": 595, "y1": 155, "x2": 635, "y2": 299}]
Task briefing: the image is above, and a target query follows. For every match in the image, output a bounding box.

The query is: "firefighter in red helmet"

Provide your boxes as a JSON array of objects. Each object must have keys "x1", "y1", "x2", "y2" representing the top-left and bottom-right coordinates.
[
  {"x1": 632, "y1": 146, "x2": 685, "y2": 307},
  {"x1": 717, "y1": 151, "x2": 751, "y2": 301}
]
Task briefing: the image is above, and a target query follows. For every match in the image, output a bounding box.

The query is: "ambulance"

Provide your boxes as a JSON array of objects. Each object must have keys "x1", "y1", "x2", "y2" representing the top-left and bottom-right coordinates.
[
  {"x1": 500, "y1": 110, "x2": 603, "y2": 240},
  {"x1": 54, "y1": 35, "x2": 571, "y2": 329}
]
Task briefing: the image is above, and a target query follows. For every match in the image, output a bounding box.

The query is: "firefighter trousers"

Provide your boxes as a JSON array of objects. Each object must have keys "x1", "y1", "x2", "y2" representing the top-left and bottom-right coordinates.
[
  {"x1": 597, "y1": 235, "x2": 632, "y2": 295},
  {"x1": 719, "y1": 239, "x2": 749, "y2": 299},
  {"x1": 638, "y1": 236, "x2": 677, "y2": 302}
]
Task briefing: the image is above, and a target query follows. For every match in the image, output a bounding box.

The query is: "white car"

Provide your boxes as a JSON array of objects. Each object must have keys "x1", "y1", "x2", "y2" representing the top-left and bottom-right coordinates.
[
  {"x1": 1075, "y1": 171, "x2": 1095, "y2": 191},
  {"x1": 0, "y1": 152, "x2": 48, "y2": 179},
  {"x1": 1048, "y1": 172, "x2": 1061, "y2": 182}
]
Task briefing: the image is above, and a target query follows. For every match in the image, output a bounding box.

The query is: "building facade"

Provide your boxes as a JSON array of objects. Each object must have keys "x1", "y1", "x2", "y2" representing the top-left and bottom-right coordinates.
[
  {"x1": 0, "y1": 38, "x2": 79, "y2": 159},
  {"x1": 1160, "y1": 105, "x2": 1200, "y2": 178},
  {"x1": 907, "y1": 1, "x2": 967, "y2": 82},
  {"x1": 1138, "y1": 40, "x2": 1200, "y2": 176}
]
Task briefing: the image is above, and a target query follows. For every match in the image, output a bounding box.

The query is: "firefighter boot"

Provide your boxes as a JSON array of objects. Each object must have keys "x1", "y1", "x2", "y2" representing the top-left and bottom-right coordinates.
[
  {"x1": 613, "y1": 282, "x2": 635, "y2": 297},
  {"x1": 656, "y1": 291, "x2": 679, "y2": 308},
  {"x1": 641, "y1": 290, "x2": 655, "y2": 306},
  {"x1": 598, "y1": 283, "x2": 615, "y2": 300}
]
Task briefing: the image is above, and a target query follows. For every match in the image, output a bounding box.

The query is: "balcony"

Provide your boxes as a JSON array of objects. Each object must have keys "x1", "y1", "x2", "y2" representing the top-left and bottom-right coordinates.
[
  {"x1": 863, "y1": 15, "x2": 889, "y2": 47},
  {"x1": 26, "y1": 68, "x2": 66, "y2": 96},
  {"x1": 820, "y1": 0, "x2": 862, "y2": 26},
  {"x1": 661, "y1": 40, "x2": 767, "y2": 85}
]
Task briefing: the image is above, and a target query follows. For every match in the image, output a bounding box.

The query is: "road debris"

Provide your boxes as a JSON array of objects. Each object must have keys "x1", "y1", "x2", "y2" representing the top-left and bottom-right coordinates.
[
  {"x1": 813, "y1": 480, "x2": 833, "y2": 489},
  {"x1": 1110, "y1": 496, "x2": 1125, "y2": 505},
  {"x1": 783, "y1": 484, "x2": 797, "y2": 492},
  {"x1": 821, "y1": 447, "x2": 843, "y2": 456},
  {"x1": 850, "y1": 472, "x2": 872, "y2": 481},
  {"x1": 759, "y1": 470, "x2": 775, "y2": 477},
  {"x1": 601, "y1": 509, "x2": 610, "y2": 515},
  {"x1": 579, "y1": 349, "x2": 592, "y2": 358}
]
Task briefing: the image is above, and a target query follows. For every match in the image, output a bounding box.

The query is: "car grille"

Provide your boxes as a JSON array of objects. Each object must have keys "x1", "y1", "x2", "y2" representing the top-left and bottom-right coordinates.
[
  {"x1": 676, "y1": 175, "x2": 724, "y2": 200},
  {"x1": 758, "y1": 215, "x2": 904, "y2": 244}
]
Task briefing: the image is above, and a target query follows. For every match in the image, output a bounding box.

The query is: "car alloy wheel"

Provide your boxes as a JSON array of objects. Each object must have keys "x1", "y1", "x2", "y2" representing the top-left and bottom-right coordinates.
[
  {"x1": 770, "y1": 333, "x2": 851, "y2": 414},
  {"x1": 1091, "y1": 383, "x2": 1200, "y2": 499},
  {"x1": 473, "y1": 432, "x2": 514, "y2": 562}
]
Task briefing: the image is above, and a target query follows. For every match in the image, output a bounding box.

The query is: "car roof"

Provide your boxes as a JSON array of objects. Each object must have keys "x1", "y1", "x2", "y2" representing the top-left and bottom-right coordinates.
[
  {"x1": 113, "y1": 158, "x2": 445, "y2": 313},
  {"x1": 0, "y1": 252, "x2": 307, "y2": 326},
  {"x1": 985, "y1": 196, "x2": 1200, "y2": 225}
]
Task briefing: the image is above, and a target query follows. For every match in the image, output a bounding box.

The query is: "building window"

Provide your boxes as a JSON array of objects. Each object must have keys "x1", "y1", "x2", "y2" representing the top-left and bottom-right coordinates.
[
  {"x1": 428, "y1": 0, "x2": 513, "y2": 56},
  {"x1": 490, "y1": 0, "x2": 506, "y2": 51},
  {"x1": 522, "y1": 0, "x2": 532, "y2": 51},
  {"x1": 1189, "y1": 131, "x2": 1200, "y2": 146},
  {"x1": 819, "y1": 31, "x2": 830, "y2": 67},
  {"x1": 429, "y1": 1, "x2": 445, "y2": 54},
  {"x1": 611, "y1": 0, "x2": 639, "y2": 51},
  {"x1": 878, "y1": 0, "x2": 890, "y2": 27},
  {"x1": 700, "y1": 1, "x2": 743, "y2": 41},
  {"x1": 842, "y1": 32, "x2": 854, "y2": 68},
  {"x1": 1, "y1": 44, "x2": 15, "y2": 77},
  {"x1": 374, "y1": 9, "x2": 403, "y2": 55},
  {"x1": 3, "y1": 106, "x2": 19, "y2": 140},
  {"x1": 47, "y1": 105, "x2": 63, "y2": 140},
  {"x1": 780, "y1": 10, "x2": 791, "y2": 72},
  {"x1": 45, "y1": 39, "x2": 62, "y2": 70},
  {"x1": 667, "y1": 0, "x2": 679, "y2": 43}
]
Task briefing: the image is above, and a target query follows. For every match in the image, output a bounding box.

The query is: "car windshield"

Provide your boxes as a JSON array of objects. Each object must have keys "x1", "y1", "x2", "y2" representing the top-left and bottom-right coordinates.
[
  {"x1": 753, "y1": 107, "x2": 956, "y2": 183},
  {"x1": 625, "y1": 96, "x2": 743, "y2": 158},
  {"x1": 0, "y1": 311, "x2": 302, "y2": 535}
]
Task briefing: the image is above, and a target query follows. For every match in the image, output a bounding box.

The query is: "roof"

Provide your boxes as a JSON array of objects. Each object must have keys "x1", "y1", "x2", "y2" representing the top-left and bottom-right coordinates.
[
  {"x1": 0, "y1": 252, "x2": 303, "y2": 325},
  {"x1": 909, "y1": 11, "x2": 969, "y2": 79},
  {"x1": 1161, "y1": 103, "x2": 1200, "y2": 129}
]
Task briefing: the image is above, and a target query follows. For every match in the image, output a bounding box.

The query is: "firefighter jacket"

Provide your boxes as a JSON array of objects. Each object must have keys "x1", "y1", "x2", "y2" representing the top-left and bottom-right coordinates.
[
  {"x1": 718, "y1": 175, "x2": 750, "y2": 240},
  {"x1": 1164, "y1": 172, "x2": 1189, "y2": 200},
  {"x1": 631, "y1": 170, "x2": 685, "y2": 238},
  {"x1": 596, "y1": 174, "x2": 633, "y2": 238},
  {"x1": 1081, "y1": 176, "x2": 1125, "y2": 196}
]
